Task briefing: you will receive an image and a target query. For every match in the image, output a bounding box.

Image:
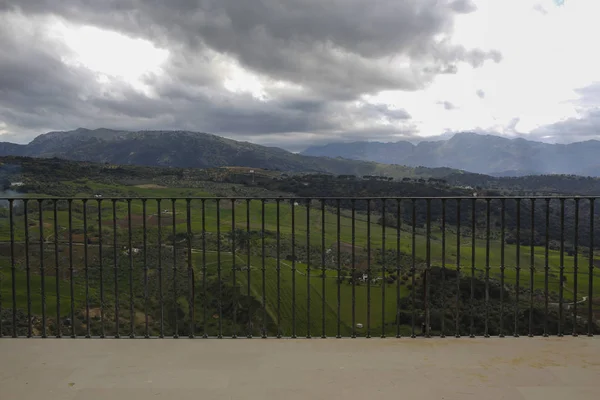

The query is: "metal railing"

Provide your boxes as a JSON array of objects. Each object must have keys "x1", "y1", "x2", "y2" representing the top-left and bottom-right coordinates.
[{"x1": 0, "y1": 196, "x2": 598, "y2": 338}]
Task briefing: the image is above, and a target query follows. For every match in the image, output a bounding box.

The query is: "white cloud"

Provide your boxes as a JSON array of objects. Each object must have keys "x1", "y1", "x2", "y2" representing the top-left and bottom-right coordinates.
[
  {"x1": 51, "y1": 21, "x2": 170, "y2": 97},
  {"x1": 369, "y1": 0, "x2": 600, "y2": 139}
]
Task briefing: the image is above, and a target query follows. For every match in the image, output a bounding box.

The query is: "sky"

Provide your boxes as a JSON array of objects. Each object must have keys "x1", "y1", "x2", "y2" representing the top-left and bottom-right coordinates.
[{"x1": 0, "y1": 0, "x2": 598, "y2": 152}]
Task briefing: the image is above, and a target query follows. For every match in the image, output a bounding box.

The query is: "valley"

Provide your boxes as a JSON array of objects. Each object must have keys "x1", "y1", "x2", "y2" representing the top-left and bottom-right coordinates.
[{"x1": 1, "y1": 155, "x2": 599, "y2": 337}]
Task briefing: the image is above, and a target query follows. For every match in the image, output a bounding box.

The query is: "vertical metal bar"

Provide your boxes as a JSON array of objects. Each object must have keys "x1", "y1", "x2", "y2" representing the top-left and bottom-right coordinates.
[
  {"x1": 336, "y1": 199, "x2": 341, "y2": 339},
  {"x1": 291, "y1": 199, "x2": 296, "y2": 338},
  {"x1": 142, "y1": 199, "x2": 149, "y2": 338},
  {"x1": 247, "y1": 199, "x2": 252, "y2": 338},
  {"x1": 351, "y1": 200, "x2": 356, "y2": 338},
  {"x1": 559, "y1": 198, "x2": 565, "y2": 337},
  {"x1": 98, "y1": 198, "x2": 104, "y2": 338},
  {"x1": 573, "y1": 198, "x2": 579, "y2": 336},
  {"x1": 128, "y1": 200, "x2": 134, "y2": 338},
  {"x1": 321, "y1": 199, "x2": 326, "y2": 338},
  {"x1": 216, "y1": 199, "x2": 222, "y2": 338},
  {"x1": 83, "y1": 200, "x2": 90, "y2": 338},
  {"x1": 187, "y1": 199, "x2": 194, "y2": 338},
  {"x1": 381, "y1": 199, "x2": 386, "y2": 338},
  {"x1": 232, "y1": 199, "x2": 237, "y2": 339},
  {"x1": 411, "y1": 199, "x2": 416, "y2": 338},
  {"x1": 500, "y1": 199, "x2": 506, "y2": 338},
  {"x1": 396, "y1": 199, "x2": 402, "y2": 338},
  {"x1": 0, "y1": 210, "x2": 3, "y2": 337},
  {"x1": 112, "y1": 199, "x2": 119, "y2": 338},
  {"x1": 158, "y1": 199, "x2": 164, "y2": 338},
  {"x1": 470, "y1": 198, "x2": 475, "y2": 338},
  {"x1": 0, "y1": 232, "x2": 2, "y2": 334},
  {"x1": 9, "y1": 200, "x2": 16, "y2": 337},
  {"x1": 485, "y1": 199, "x2": 491, "y2": 338},
  {"x1": 529, "y1": 199, "x2": 535, "y2": 337},
  {"x1": 441, "y1": 199, "x2": 446, "y2": 338},
  {"x1": 172, "y1": 199, "x2": 178, "y2": 338},
  {"x1": 53, "y1": 200, "x2": 61, "y2": 338},
  {"x1": 455, "y1": 199, "x2": 461, "y2": 338},
  {"x1": 201, "y1": 199, "x2": 207, "y2": 338},
  {"x1": 261, "y1": 199, "x2": 267, "y2": 338},
  {"x1": 39, "y1": 199, "x2": 46, "y2": 338},
  {"x1": 588, "y1": 198, "x2": 594, "y2": 337},
  {"x1": 425, "y1": 199, "x2": 431, "y2": 338},
  {"x1": 306, "y1": 198, "x2": 311, "y2": 338},
  {"x1": 367, "y1": 199, "x2": 372, "y2": 338},
  {"x1": 544, "y1": 198, "x2": 550, "y2": 337},
  {"x1": 24, "y1": 199, "x2": 32, "y2": 338},
  {"x1": 514, "y1": 199, "x2": 521, "y2": 337},
  {"x1": 277, "y1": 199, "x2": 282, "y2": 338},
  {"x1": 68, "y1": 200, "x2": 75, "y2": 338}
]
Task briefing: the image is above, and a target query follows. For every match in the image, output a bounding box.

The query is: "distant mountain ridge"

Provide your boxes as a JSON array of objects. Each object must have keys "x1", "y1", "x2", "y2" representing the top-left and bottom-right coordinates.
[
  {"x1": 0, "y1": 128, "x2": 461, "y2": 179},
  {"x1": 301, "y1": 132, "x2": 600, "y2": 177}
]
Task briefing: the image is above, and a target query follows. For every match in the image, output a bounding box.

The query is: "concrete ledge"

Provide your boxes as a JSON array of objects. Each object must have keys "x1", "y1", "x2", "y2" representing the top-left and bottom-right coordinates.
[{"x1": 1, "y1": 338, "x2": 599, "y2": 399}]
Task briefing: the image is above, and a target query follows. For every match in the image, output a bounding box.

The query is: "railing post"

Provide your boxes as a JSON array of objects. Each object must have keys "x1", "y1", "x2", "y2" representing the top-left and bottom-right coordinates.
[
  {"x1": 425, "y1": 198, "x2": 431, "y2": 338},
  {"x1": 559, "y1": 198, "x2": 565, "y2": 337},
  {"x1": 500, "y1": 198, "x2": 506, "y2": 338},
  {"x1": 485, "y1": 199, "x2": 491, "y2": 338},
  {"x1": 381, "y1": 198, "x2": 387, "y2": 338},
  {"x1": 588, "y1": 198, "x2": 594, "y2": 337},
  {"x1": 172, "y1": 198, "x2": 178, "y2": 339},
  {"x1": 187, "y1": 199, "x2": 194, "y2": 338},
  {"x1": 68, "y1": 199, "x2": 75, "y2": 338},
  {"x1": 24, "y1": 199, "x2": 32, "y2": 338},
  {"x1": 232, "y1": 198, "x2": 237, "y2": 339},
  {"x1": 9, "y1": 199, "x2": 16, "y2": 338},
  {"x1": 441, "y1": 199, "x2": 446, "y2": 338},
  {"x1": 455, "y1": 198, "x2": 461, "y2": 338},
  {"x1": 573, "y1": 198, "x2": 579, "y2": 337},
  {"x1": 411, "y1": 199, "x2": 416, "y2": 338}
]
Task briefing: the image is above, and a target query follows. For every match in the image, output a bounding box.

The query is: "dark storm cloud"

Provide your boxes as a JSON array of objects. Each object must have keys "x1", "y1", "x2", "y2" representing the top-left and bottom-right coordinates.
[
  {"x1": 3, "y1": 0, "x2": 500, "y2": 97},
  {"x1": 0, "y1": 0, "x2": 501, "y2": 148}
]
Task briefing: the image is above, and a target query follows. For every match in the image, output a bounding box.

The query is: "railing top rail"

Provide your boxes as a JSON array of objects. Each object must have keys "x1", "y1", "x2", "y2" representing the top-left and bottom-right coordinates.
[{"x1": 2, "y1": 196, "x2": 600, "y2": 201}]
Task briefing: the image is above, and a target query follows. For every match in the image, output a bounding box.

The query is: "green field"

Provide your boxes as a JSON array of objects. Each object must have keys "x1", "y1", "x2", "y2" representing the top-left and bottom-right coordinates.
[{"x1": 1, "y1": 183, "x2": 599, "y2": 337}]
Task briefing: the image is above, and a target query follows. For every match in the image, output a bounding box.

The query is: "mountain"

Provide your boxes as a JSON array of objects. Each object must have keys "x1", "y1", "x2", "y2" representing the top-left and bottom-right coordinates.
[
  {"x1": 0, "y1": 128, "x2": 461, "y2": 179},
  {"x1": 301, "y1": 132, "x2": 600, "y2": 177}
]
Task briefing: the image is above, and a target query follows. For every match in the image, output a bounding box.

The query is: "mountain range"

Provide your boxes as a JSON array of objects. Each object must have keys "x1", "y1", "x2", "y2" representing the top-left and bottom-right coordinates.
[
  {"x1": 0, "y1": 128, "x2": 457, "y2": 179},
  {"x1": 302, "y1": 132, "x2": 600, "y2": 177},
  {"x1": 1, "y1": 128, "x2": 599, "y2": 178}
]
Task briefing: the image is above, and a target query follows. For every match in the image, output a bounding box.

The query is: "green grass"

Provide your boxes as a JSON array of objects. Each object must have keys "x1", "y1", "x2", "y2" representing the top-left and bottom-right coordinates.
[
  {"x1": 2, "y1": 183, "x2": 599, "y2": 336},
  {"x1": 3, "y1": 192, "x2": 596, "y2": 299},
  {"x1": 191, "y1": 250, "x2": 408, "y2": 337}
]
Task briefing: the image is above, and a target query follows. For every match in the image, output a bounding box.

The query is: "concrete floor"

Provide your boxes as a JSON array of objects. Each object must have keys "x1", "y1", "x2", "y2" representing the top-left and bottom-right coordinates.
[{"x1": 0, "y1": 338, "x2": 599, "y2": 400}]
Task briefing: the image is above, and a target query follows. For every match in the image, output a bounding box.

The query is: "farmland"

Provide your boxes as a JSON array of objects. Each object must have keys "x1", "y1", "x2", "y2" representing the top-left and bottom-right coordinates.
[{"x1": 1, "y1": 161, "x2": 599, "y2": 337}]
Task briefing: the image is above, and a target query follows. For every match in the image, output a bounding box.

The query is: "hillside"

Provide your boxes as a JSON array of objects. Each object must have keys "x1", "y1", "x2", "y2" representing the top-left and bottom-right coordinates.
[
  {"x1": 0, "y1": 128, "x2": 462, "y2": 179},
  {"x1": 301, "y1": 132, "x2": 600, "y2": 177},
  {"x1": 1, "y1": 156, "x2": 599, "y2": 337}
]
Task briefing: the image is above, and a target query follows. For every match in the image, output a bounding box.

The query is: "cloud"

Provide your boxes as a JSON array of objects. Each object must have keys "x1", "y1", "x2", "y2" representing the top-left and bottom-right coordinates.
[
  {"x1": 0, "y1": 0, "x2": 501, "y2": 148},
  {"x1": 529, "y1": 109, "x2": 600, "y2": 143},
  {"x1": 532, "y1": 4, "x2": 549, "y2": 15},
  {"x1": 4, "y1": 0, "x2": 501, "y2": 98},
  {"x1": 438, "y1": 101, "x2": 457, "y2": 110},
  {"x1": 528, "y1": 82, "x2": 600, "y2": 142}
]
